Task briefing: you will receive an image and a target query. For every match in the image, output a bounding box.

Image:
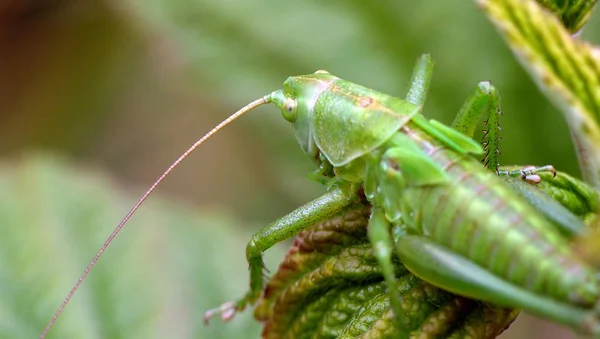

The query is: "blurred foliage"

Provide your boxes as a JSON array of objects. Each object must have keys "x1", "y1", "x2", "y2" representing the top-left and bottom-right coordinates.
[
  {"x1": 1, "y1": 0, "x2": 600, "y2": 338},
  {"x1": 0, "y1": 153, "x2": 286, "y2": 338},
  {"x1": 536, "y1": 0, "x2": 598, "y2": 33}
]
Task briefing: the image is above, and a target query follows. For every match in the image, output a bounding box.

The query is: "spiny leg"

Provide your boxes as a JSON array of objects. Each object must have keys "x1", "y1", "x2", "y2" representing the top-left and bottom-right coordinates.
[
  {"x1": 449, "y1": 82, "x2": 558, "y2": 184},
  {"x1": 449, "y1": 83, "x2": 582, "y2": 236},
  {"x1": 368, "y1": 207, "x2": 404, "y2": 329},
  {"x1": 203, "y1": 183, "x2": 360, "y2": 323},
  {"x1": 450, "y1": 81, "x2": 502, "y2": 172}
]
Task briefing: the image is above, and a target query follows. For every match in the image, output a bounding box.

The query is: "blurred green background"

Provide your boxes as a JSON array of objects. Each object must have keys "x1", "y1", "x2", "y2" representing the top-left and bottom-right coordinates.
[{"x1": 1, "y1": 1, "x2": 599, "y2": 338}]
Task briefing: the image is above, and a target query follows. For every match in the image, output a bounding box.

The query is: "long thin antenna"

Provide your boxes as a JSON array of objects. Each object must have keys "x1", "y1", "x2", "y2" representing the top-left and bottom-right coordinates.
[{"x1": 40, "y1": 96, "x2": 269, "y2": 339}]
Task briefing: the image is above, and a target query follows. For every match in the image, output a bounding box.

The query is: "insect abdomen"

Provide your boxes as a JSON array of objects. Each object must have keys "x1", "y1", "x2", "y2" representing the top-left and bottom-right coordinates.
[{"x1": 399, "y1": 125, "x2": 598, "y2": 306}]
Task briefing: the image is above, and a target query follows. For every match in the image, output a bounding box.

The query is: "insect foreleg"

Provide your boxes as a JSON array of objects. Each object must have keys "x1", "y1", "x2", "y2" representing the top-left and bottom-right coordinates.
[
  {"x1": 497, "y1": 164, "x2": 557, "y2": 184},
  {"x1": 203, "y1": 183, "x2": 361, "y2": 323},
  {"x1": 367, "y1": 207, "x2": 405, "y2": 330}
]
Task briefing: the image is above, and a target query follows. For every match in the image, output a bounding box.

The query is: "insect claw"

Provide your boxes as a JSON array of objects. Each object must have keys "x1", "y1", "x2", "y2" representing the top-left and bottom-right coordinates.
[
  {"x1": 203, "y1": 301, "x2": 237, "y2": 325},
  {"x1": 549, "y1": 165, "x2": 557, "y2": 177},
  {"x1": 222, "y1": 306, "x2": 237, "y2": 321}
]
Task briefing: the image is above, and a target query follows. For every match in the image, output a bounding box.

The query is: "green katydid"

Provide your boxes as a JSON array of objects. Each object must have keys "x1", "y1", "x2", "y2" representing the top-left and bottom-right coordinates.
[
  {"x1": 198, "y1": 55, "x2": 597, "y2": 334},
  {"x1": 40, "y1": 54, "x2": 595, "y2": 338}
]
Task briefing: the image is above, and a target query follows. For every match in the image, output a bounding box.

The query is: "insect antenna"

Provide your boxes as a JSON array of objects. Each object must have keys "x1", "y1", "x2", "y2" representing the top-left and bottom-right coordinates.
[{"x1": 40, "y1": 96, "x2": 270, "y2": 339}]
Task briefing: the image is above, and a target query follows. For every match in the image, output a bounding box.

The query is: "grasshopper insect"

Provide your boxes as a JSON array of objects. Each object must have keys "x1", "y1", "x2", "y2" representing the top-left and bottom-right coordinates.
[
  {"x1": 40, "y1": 54, "x2": 597, "y2": 338},
  {"x1": 199, "y1": 55, "x2": 599, "y2": 335}
]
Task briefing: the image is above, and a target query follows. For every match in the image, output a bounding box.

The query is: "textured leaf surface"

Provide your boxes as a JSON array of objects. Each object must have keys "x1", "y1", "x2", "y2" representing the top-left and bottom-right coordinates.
[{"x1": 0, "y1": 153, "x2": 285, "y2": 339}]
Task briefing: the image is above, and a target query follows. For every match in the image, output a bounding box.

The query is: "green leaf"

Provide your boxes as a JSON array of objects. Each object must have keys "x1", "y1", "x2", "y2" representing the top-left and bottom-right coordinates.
[{"x1": 0, "y1": 153, "x2": 285, "y2": 339}]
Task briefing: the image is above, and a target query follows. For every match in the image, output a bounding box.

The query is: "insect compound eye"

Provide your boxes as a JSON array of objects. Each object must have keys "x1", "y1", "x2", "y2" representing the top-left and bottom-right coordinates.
[
  {"x1": 282, "y1": 97, "x2": 298, "y2": 122},
  {"x1": 314, "y1": 69, "x2": 330, "y2": 74}
]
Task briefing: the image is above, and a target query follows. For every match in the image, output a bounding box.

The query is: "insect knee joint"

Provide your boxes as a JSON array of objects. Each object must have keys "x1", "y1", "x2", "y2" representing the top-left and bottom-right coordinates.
[{"x1": 245, "y1": 236, "x2": 263, "y2": 260}]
